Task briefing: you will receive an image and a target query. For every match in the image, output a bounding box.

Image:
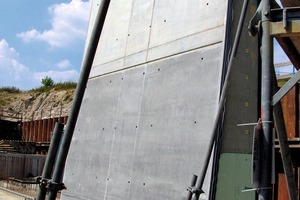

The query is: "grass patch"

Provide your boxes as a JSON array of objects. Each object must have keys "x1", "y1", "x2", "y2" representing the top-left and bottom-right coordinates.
[
  {"x1": 28, "y1": 81, "x2": 77, "y2": 93},
  {"x1": 29, "y1": 86, "x2": 52, "y2": 93},
  {"x1": 0, "y1": 98, "x2": 8, "y2": 106},
  {"x1": 0, "y1": 87, "x2": 22, "y2": 93},
  {"x1": 54, "y1": 81, "x2": 77, "y2": 91}
]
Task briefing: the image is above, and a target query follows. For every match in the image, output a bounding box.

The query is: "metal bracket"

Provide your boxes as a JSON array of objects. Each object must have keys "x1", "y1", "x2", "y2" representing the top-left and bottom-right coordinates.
[
  {"x1": 36, "y1": 176, "x2": 66, "y2": 191},
  {"x1": 248, "y1": 2, "x2": 263, "y2": 36},
  {"x1": 47, "y1": 181, "x2": 67, "y2": 191},
  {"x1": 237, "y1": 120, "x2": 272, "y2": 127},
  {"x1": 187, "y1": 186, "x2": 204, "y2": 196},
  {"x1": 35, "y1": 176, "x2": 49, "y2": 186},
  {"x1": 283, "y1": 8, "x2": 287, "y2": 29},
  {"x1": 241, "y1": 187, "x2": 272, "y2": 193}
]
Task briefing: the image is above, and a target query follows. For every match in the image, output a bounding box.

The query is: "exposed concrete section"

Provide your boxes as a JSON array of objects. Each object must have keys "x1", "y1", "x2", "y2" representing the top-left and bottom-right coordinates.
[
  {"x1": 62, "y1": 0, "x2": 227, "y2": 199},
  {"x1": 213, "y1": 0, "x2": 259, "y2": 199},
  {"x1": 221, "y1": 0, "x2": 259, "y2": 154}
]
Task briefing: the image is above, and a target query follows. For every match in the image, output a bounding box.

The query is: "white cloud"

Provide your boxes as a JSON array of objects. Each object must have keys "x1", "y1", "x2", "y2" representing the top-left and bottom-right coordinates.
[
  {"x1": 0, "y1": 39, "x2": 36, "y2": 90},
  {"x1": 34, "y1": 69, "x2": 79, "y2": 83},
  {"x1": 0, "y1": 39, "x2": 79, "y2": 90},
  {"x1": 17, "y1": 0, "x2": 92, "y2": 48},
  {"x1": 56, "y1": 59, "x2": 72, "y2": 69},
  {"x1": 0, "y1": 39, "x2": 19, "y2": 58}
]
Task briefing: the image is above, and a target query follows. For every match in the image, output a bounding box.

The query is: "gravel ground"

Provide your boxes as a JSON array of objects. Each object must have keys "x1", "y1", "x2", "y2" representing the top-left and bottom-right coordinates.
[{"x1": 0, "y1": 180, "x2": 60, "y2": 200}]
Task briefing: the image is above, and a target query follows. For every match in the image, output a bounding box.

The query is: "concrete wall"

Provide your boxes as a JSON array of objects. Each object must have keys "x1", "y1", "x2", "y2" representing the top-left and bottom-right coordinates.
[{"x1": 62, "y1": 0, "x2": 227, "y2": 199}]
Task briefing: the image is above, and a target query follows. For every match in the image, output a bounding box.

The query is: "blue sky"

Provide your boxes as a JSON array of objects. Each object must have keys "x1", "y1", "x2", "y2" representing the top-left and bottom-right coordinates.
[
  {"x1": 0, "y1": 0, "x2": 292, "y2": 90},
  {"x1": 0, "y1": 0, "x2": 92, "y2": 90}
]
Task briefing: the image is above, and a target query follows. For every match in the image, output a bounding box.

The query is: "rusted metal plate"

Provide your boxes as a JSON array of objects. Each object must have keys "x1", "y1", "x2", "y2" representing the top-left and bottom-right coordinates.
[
  {"x1": 280, "y1": 0, "x2": 300, "y2": 7},
  {"x1": 278, "y1": 173, "x2": 289, "y2": 200},
  {"x1": 281, "y1": 84, "x2": 298, "y2": 139},
  {"x1": 22, "y1": 116, "x2": 68, "y2": 143}
]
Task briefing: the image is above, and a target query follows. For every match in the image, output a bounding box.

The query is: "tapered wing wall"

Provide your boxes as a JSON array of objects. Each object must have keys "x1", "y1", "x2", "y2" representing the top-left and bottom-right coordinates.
[{"x1": 62, "y1": 0, "x2": 227, "y2": 199}]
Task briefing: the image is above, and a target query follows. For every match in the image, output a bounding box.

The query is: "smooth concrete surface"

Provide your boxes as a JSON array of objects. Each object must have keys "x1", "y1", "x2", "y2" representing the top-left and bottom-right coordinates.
[
  {"x1": 88, "y1": 0, "x2": 226, "y2": 77},
  {"x1": 62, "y1": 0, "x2": 227, "y2": 199},
  {"x1": 62, "y1": 45, "x2": 223, "y2": 200}
]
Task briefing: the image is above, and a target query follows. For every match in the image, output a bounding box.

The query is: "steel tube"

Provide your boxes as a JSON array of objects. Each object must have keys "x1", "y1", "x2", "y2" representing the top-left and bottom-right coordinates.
[
  {"x1": 190, "y1": 0, "x2": 249, "y2": 199},
  {"x1": 47, "y1": 1, "x2": 111, "y2": 200},
  {"x1": 259, "y1": 0, "x2": 273, "y2": 199},
  {"x1": 36, "y1": 122, "x2": 64, "y2": 200},
  {"x1": 187, "y1": 174, "x2": 198, "y2": 200},
  {"x1": 272, "y1": 68, "x2": 300, "y2": 105}
]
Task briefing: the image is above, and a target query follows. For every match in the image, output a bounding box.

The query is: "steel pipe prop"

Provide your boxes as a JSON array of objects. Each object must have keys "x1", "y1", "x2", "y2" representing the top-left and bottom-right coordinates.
[{"x1": 47, "y1": 1, "x2": 111, "y2": 200}]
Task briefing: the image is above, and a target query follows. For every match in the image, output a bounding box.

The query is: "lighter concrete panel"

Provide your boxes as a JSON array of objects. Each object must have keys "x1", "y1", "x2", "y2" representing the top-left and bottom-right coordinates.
[
  {"x1": 90, "y1": 27, "x2": 224, "y2": 78},
  {"x1": 125, "y1": 0, "x2": 154, "y2": 56},
  {"x1": 93, "y1": 0, "x2": 133, "y2": 65},
  {"x1": 149, "y1": 0, "x2": 225, "y2": 48},
  {"x1": 88, "y1": 0, "x2": 226, "y2": 78},
  {"x1": 146, "y1": 26, "x2": 224, "y2": 62}
]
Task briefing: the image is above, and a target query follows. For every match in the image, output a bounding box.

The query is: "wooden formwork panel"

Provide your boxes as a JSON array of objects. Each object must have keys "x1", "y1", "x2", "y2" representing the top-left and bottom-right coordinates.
[
  {"x1": 278, "y1": 173, "x2": 289, "y2": 200},
  {"x1": 281, "y1": 84, "x2": 299, "y2": 139}
]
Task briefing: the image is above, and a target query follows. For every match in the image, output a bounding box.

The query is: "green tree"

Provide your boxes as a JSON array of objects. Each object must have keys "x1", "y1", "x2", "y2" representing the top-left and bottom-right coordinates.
[{"x1": 41, "y1": 76, "x2": 54, "y2": 87}]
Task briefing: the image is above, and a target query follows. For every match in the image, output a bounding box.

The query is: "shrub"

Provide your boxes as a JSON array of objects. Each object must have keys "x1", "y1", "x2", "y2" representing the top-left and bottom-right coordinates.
[{"x1": 41, "y1": 76, "x2": 54, "y2": 87}]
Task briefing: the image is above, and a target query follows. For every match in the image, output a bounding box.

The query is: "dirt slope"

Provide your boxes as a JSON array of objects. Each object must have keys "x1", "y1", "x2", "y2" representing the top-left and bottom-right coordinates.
[{"x1": 0, "y1": 88, "x2": 75, "y2": 121}]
